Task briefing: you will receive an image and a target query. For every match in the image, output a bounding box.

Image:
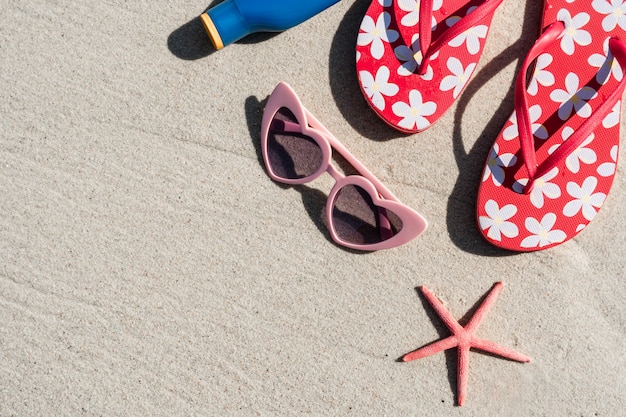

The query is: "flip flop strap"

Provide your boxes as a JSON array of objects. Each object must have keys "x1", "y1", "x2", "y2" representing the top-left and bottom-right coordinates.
[
  {"x1": 516, "y1": 22, "x2": 626, "y2": 194},
  {"x1": 415, "y1": 0, "x2": 504, "y2": 74}
]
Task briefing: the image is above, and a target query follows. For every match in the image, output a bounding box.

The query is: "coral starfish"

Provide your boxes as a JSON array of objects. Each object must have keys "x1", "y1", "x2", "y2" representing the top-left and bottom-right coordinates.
[{"x1": 401, "y1": 282, "x2": 530, "y2": 406}]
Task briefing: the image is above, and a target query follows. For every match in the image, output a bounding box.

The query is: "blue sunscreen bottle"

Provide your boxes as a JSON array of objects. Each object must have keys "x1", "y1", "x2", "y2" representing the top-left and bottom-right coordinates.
[{"x1": 200, "y1": 0, "x2": 341, "y2": 50}]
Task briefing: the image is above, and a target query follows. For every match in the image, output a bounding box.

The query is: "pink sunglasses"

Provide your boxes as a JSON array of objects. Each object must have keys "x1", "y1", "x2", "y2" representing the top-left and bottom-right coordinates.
[{"x1": 261, "y1": 82, "x2": 428, "y2": 250}]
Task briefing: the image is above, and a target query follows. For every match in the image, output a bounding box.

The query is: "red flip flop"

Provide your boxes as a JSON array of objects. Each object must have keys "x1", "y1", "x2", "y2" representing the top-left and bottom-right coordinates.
[
  {"x1": 476, "y1": 0, "x2": 626, "y2": 251},
  {"x1": 355, "y1": 0, "x2": 504, "y2": 133}
]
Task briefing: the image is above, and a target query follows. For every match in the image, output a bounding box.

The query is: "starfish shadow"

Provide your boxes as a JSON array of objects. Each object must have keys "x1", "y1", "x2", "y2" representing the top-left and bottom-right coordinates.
[
  {"x1": 409, "y1": 286, "x2": 460, "y2": 404},
  {"x1": 445, "y1": 0, "x2": 543, "y2": 255},
  {"x1": 244, "y1": 95, "x2": 368, "y2": 254}
]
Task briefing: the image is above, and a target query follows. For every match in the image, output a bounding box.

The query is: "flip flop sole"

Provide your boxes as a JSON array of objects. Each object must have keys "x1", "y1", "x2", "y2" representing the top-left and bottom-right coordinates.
[
  {"x1": 355, "y1": 0, "x2": 500, "y2": 133},
  {"x1": 476, "y1": 0, "x2": 624, "y2": 251}
]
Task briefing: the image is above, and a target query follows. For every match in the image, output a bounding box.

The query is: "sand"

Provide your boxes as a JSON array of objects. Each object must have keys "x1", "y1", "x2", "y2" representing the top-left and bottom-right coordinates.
[{"x1": 1, "y1": 1, "x2": 624, "y2": 415}]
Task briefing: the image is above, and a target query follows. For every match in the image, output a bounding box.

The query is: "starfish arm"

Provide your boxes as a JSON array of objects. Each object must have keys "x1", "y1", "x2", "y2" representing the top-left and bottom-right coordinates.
[
  {"x1": 402, "y1": 335, "x2": 458, "y2": 362},
  {"x1": 457, "y1": 345, "x2": 470, "y2": 407},
  {"x1": 471, "y1": 337, "x2": 532, "y2": 363},
  {"x1": 420, "y1": 286, "x2": 464, "y2": 334},
  {"x1": 464, "y1": 281, "x2": 504, "y2": 334}
]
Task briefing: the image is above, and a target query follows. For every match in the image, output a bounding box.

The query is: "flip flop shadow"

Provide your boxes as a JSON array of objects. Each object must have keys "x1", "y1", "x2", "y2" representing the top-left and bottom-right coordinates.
[{"x1": 446, "y1": 0, "x2": 544, "y2": 256}]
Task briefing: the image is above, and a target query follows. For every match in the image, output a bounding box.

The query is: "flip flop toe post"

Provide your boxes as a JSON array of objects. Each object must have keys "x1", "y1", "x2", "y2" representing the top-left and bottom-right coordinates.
[
  {"x1": 477, "y1": 0, "x2": 626, "y2": 251},
  {"x1": 356, "y1": 0, "x2": 504, "y2": 133}
]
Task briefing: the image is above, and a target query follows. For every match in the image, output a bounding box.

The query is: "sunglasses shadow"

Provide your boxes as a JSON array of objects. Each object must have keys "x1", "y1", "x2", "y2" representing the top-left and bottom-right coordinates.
[
  {"x1": 167, "y1": 0, "x2": 281, "y2": 61},
  {"x1": 445, "y1": 0, "x2": 543, "y2": 256},
  {"x1": 244, "y1": 95, "x2": 371, "y2": 255}
]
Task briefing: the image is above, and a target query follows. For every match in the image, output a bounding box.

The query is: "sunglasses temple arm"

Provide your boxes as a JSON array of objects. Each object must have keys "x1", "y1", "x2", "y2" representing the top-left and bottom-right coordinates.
[
  {"x1": 302, "y1": 109, "x2": 401, "y2": 203},
  {"x1": 377, "y1": 207, "x2": 394, "y2": 241},
  {"x1": 273, "y1": 117, "x2": 397, "y2": 239},
  {"x1": 269, "y1": 119, "x2": 301, "y2": 135}
]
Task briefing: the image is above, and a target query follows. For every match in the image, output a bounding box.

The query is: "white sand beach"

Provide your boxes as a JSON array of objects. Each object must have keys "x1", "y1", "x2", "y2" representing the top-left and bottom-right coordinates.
[{"x1": 1, "y1": 1, "x2": 624, "y2": 415}]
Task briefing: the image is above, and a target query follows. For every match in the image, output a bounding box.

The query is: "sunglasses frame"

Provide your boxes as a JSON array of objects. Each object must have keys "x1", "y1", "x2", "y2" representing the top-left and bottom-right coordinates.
[{"x1": 260, "y1": 82, "x2": 428, "y2": 251}]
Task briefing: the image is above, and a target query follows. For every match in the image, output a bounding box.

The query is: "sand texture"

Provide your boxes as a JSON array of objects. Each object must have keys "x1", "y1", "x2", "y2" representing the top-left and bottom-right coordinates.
[{"x1": 1, "y1": 1, "x2": 624, "y2": 415}]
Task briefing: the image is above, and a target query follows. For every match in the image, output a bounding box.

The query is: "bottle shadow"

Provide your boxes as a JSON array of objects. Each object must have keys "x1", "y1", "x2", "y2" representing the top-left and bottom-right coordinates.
[
  {"x1": 243, "y1": 94, "x2": 368, "y2": 255},
  {"x1": 167, "y1": 0, "x2": 280, "y2": 60}
]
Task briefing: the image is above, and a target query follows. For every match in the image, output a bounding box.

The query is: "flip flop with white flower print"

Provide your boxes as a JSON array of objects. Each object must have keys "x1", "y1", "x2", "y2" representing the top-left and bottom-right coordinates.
[
  {"x1": 356, "y1": 0, "x2": 504, "y2": 133},
  {"x1": 476, "y1": 0, "x2": 626, "y2": 252}
]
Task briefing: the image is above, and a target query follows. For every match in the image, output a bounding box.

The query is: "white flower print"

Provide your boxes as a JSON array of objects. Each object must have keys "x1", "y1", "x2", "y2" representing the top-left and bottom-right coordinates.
[
  {"x1": 379, "y1": 0, "x2": 392, "y2": 6},
  {"x1": 483, "y1": 143, "x2": 518, "y2": 186},
  {"x1": 603, "y1": 101, "x2": 621, "y2": 128},
  {"x1": 502, "y1": 105, "x2": 549, "y2": 141},
  {"x1": 394, "y1": 33, "x2": 439, "y2": 79},
  {"x1": 479, "y1": 200, "x2": 519, "y2": 241},
  {"x1": 446, "y1": 7, "x2": 488, "y2": 55},
  {"x1": 397, "y1": 0, "x2": 442, "y2": 29},
  {"x1": 527, "y1": 53, "x2": 555, "y2": 96},
  {"x1": 588, "y1": 38, "x2": 624, "y2": 85},
  {"x1": 592, "y1": 0, "x2": 626, "y2": 32},
  {"x1": 548, "y1": 127, "x2": 597, "y2": 173},
  {"x1": 391, "y1": 90, "x2": 437, "y2": 131},
  {"x1": 359, "y1": 66, "x2": 399, "y2": 111},
  {"x1": 449, "y1": 25, "x2": 488, "y2": 55},
  {"x1": 558, "y1": 9, "x2": 592, "y2": 55},
  {"x1": 563, "y1": 176, "x2": 607, "y2": 221},
  {"x1": 597, "y1": 145, "x2": 618, "y2": 177},
  {"x1": 520, "y1": 213, "x2": 567, "y2": 248},
  {"x1": 550, "y1": 73, "x2": 598, "y2": 120},
  {"x1": 512, "y1": 167, "x2": 562, "y2": 209},
  {"x1": 439, "y1": 57, "x2": 477, "y2": 99},
  {"x1": 358, "y1": 12, "x2": 400, "y2": 60}
]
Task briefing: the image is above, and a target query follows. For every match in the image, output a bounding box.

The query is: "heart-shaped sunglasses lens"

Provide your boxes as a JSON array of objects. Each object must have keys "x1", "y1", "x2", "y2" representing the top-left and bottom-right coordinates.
[
  {"x1": 267, "y1": 107, "x2": 324, "y2": 181},
  {"x1": 332, "y1": 184, "x2": 403, "y2": 245}
]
